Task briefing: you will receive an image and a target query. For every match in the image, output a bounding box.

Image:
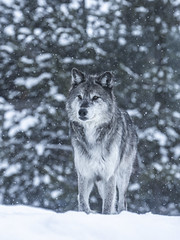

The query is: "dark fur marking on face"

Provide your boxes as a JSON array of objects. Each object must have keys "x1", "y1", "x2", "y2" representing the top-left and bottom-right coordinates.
[{"x1": 96, "y1": 175, "x2": 102, "y2": 182}]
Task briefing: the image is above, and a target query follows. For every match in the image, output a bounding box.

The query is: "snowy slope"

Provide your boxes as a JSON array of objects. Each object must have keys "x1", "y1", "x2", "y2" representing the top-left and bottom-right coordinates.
[{"x1": 0, "y1": 205, "x2": 179, "y2": 240}]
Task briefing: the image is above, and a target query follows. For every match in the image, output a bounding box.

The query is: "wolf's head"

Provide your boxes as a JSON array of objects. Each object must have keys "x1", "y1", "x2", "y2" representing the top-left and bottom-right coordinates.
[{"x1": 66, "y1": 68, "x2": 116, "y2": 124}]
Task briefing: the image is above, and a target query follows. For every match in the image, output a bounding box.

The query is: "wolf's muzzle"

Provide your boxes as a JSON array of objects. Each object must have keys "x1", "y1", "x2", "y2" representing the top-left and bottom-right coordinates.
[{"x1": 78, "y1": 108, "x2": 88, "y2": 120}]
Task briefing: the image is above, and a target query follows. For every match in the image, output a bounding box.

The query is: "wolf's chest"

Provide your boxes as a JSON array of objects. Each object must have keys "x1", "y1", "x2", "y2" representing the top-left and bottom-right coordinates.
[
  {"x1": 74, "y1": 141, "x2": 119, "y2": 181},
  {"x1": 73, "y1": 122, "x2": 120, "y2": 180}
]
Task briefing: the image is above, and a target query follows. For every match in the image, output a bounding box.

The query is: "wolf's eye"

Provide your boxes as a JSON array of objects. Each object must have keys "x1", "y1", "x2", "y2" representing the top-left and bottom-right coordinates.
[
  {"x1": 92, "y1": 96, "x2": 99, "y2": 101},
  {"x1": 77, "y1": 95, "x2": 82, "y2": 100}
]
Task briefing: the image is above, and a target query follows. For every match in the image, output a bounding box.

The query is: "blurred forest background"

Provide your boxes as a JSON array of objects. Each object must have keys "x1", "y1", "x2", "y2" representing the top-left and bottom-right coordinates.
[{"x1": 0, "y1": 0, "x2": 180, "y2": 215}]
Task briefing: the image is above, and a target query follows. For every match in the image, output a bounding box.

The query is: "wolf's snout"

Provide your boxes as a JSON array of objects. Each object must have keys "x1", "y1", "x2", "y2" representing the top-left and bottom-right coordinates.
[{"x1": 79, "y1": 108, "x2": 88, "y2": 119}]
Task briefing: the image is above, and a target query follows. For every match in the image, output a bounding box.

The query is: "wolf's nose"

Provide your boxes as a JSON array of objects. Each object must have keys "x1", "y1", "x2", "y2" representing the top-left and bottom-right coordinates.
[{"x1": 79, "y1": 108, "x2": 87, "y2": 118}]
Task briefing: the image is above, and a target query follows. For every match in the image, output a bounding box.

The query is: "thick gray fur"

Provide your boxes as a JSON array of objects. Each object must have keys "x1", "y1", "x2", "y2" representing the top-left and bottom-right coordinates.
[{"x1": 66, "y1": 68, "x2": 138, "y2": 214}]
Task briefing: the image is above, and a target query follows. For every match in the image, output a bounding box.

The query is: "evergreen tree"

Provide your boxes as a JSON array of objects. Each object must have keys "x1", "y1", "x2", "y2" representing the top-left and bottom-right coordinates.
[{"x1": 0, "y1": 0, "x2": 76, "y2": 211}]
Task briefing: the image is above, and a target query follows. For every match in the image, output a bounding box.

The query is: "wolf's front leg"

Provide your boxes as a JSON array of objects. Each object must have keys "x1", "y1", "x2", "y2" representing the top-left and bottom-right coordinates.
[
  {"x1": 102, "y1": 176, "x2": 116, "y2": 214},
  {"x1": 78, "y1": 174, "x2": 93, "y2": 214}
]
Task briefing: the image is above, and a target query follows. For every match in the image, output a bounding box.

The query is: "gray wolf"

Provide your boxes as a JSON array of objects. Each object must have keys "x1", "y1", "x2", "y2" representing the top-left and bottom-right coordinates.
[{"x1": 66, "y1": 68, "x2": 138, "y2": 214}]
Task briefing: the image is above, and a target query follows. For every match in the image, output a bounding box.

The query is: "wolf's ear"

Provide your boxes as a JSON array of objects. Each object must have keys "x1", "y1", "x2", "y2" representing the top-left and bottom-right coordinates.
[
  {"x1": 97, "y1": 71, "x2": 113, "y2": 88},
  {"x1": 71, "y1": 68, "x2": 85, "y2": 86}
]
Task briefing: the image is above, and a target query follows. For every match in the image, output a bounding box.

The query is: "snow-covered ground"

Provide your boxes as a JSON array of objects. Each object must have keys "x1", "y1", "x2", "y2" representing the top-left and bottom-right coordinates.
[{"x1": 0, "y1": 205, "x2": 179, "y2": 240}]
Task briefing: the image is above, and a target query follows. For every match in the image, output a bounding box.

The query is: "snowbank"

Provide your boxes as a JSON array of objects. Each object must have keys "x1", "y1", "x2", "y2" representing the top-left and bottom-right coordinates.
[{"x1": 0, "y1": 205, "x2": 179, "y2": 240}]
